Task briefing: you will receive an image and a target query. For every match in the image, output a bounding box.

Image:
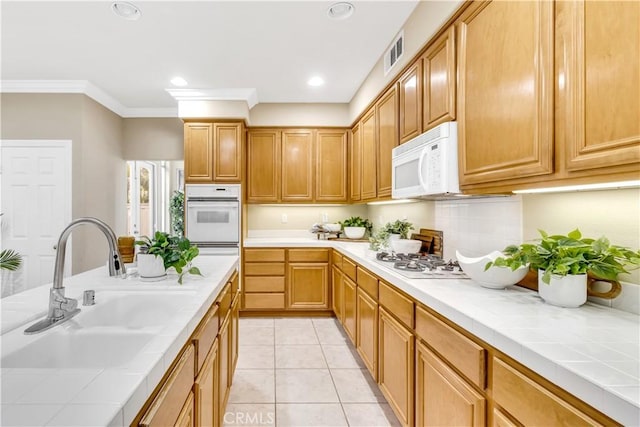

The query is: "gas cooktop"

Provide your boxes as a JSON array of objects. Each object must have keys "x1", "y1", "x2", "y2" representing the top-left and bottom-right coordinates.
[{"x1": 373, "y1": 252, "x2": 469, "y2": 280}]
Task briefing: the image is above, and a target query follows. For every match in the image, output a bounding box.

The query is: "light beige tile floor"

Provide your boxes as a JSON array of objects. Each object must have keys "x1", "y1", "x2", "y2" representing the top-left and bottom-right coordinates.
[{"x1": 224, "y1": 317, "x2": 401, "y2": 427}]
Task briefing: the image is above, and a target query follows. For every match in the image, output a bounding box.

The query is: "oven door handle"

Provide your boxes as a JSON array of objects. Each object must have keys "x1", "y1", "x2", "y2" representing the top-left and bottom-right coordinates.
[{"x1": 187, "y1": 201, "x2": 239, "y2": 209}]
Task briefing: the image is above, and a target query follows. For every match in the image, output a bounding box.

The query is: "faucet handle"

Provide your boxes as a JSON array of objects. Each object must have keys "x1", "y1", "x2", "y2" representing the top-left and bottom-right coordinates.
[{"x1": 60, "y1": 297, "x2": 78, "y2": 312}]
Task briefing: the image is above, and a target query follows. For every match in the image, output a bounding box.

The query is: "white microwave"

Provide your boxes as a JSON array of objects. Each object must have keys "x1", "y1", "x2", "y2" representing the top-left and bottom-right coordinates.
[{"x1": 392, "y1": 121, "x2": 461, "y2": 199}]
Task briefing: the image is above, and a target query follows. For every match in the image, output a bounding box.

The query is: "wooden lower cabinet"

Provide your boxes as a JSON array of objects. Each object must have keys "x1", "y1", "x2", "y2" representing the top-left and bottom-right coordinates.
[
  {"x1": 195, "y1": 341, "x2": 219, "y2": 427},
  {"x1": 230, "y1": 294, "x2": 240, "y2": 380},
  {"x1": 218, "y1": 316, "x2": 231, "y2": 423},
  {"x1": 492, "y1": 408, "x2": 519, "y2": 427},
  {"x1": 332, "y1": 266, "x2": 344, "y2": 321},
  {"x1": 342, "y1": 276, "x2": 357, "y2": 345},
  {"x1": 378, "y1": 307, "x2": 414, "y2": 427},
  {"x1": 287, "y1": 263, "x2": 329, "y2": 309},
  {"x1": 356, "y1": 287, "x2": 378, "y2": 380},
  {"x1": 416, "y1": 340, "x2": 486, "y2": 427}
]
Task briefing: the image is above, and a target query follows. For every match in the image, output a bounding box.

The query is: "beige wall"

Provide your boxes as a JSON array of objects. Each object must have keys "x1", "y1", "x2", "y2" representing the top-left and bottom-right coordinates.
[
  {"x1": 349, "y1": 0, "x2": 463, "y2": 122},
  {"x1": 367, "y1": 200, "x2": 435, "y2": 233},
  {"x1": 247, "y1": 205, "x2": 368, "y2": 231},
  {"x1": 248, "y1": 103, "x2": 350, "y2": 127},
  {"x1": 1, "y1": 93, "x2": 125, "y2": 274},
  {"x1": 123, "y1": 118, "x2": 184, "y2": 160}
]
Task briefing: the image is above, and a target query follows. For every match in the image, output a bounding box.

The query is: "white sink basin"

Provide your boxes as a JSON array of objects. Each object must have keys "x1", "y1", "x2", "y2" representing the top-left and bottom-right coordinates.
[
  {"x1": 75, "y1": 290, "x2": 197, "y2": 329},
  {"x1": 1, "y1": 330, "x2": 154, "y2": 368}
]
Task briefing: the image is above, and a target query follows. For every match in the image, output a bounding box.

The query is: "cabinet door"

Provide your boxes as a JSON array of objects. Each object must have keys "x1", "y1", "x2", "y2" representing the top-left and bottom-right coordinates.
[
  {"x1": 457, "y1": 0, "x2": 554, "y2": 186},
  {"x1": 378, "y1": 307, "x2": 414, "y2": 427},
  {"x1": 218, "y1": 317, "x2": 231, "y2": 423},
  {"x1": 247, "y1": 130, "x2": 280, "y2": 203},
  {"x1": 416, "y1": 341, "x2": 485, "y2": 427},
  {"x1": 316, "y1": 130, "x2": 348, "y2": 202},
  {"x1": 195, "y1": 341, "x2": 219, "y2": 427},
  {"x1": 282, "y1": 130, "x2": 314, "y2": 202},
  {"x1": 360, "y1": 109, "x2": 377, "y2": 201},
  {"x1": 350, "y1": 123, "x2": 362, "y2": 202},
  {"x1": 557, "y1": 0, "x2": 640, "y2": 173},
  {"x1": 332, "y1": 266, "x2": 343, "y2": 321},
  {"x1": 176, "y1": 392, "x2": 195, "y2": 427},
  {"x1": 342, "y1": 275, "x2": 357, "y2": 345},
  {"x1": 213, "y1": 122, "x2": 243, "y2": 183},
  {"x1": 376, "y1": 86, "x2": 399, "y2": 198},
  {"x1": 184, "y1": 123, "x2": 213, "y2": 183},
  {"x1": 422, "y1": 26, "x2": 456, "y2": 130},
  {"x1": 230, "y1": 294, "x2": 240, "y2": 379},
  {"x1": 286, "y1": 263, "x2": 329, "y2": 310},
  {"x1": 399, "y1": 62, "x2": 423, "y2": 143},
  {"x1": 356, "y1": 287, "x2": 378, "y2": 380}
]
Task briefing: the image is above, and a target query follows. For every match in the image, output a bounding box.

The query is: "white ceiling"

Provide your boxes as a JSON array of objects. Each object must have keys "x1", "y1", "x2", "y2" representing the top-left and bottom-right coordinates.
[{"x1": 1, "y1": 1, "x2": 419, "y2": 113}]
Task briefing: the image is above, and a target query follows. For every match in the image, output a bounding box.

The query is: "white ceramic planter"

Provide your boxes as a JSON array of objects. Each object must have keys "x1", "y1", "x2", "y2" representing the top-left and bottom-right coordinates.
[
  {"x1": 137, "y1": 253, "x2": 166, "y2": 280},
  {"x1": 537, "y1": 270, "x2": 587, "y2": 308},
  {"x1": 344, "y1": 226, "x2": 365, "y2": 239}
]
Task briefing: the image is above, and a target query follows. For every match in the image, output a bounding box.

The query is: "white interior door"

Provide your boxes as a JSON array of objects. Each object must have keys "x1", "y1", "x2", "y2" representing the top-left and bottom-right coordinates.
[
  {"x1": 128, "y1": 161, "x2": 155, "y2": 239},
  {"x1": 0, "y1": 140, "x2": 72, "y2": 296}
]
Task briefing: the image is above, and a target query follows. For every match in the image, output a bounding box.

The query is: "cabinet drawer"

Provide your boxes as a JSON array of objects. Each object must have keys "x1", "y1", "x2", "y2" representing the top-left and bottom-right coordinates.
[
  {"x1": 244, "y1": 293, "x2": 285, "y2": 309},
  {"x1": 342, "y1": 257, "x2": 357, "y2": 281},
  {"x1": 192, "y1": 304, "x2": 219, "y2": 375},
  {"x1": 493, "y1": 358, "x2": 603, "y2": 426},
  {"x1": 357, "y1": 267, "x2": 378, "y2": 300},
  {"x1": 244, "y1": 276, "x2": 285, "y2": 293},
  {"x1": 244, "y1": 262, "x2": 285, "y2": 276},
  {"x1": 244, "y1": 248, "x2": 285, "y2": 262},
  {"x1": 140, "y1": 344, "x2": 195, "y2": 427},
  {"x1": 332, "y1": 250, "x2": 343, "y2": 269},
  {"x1": 415, "y1": 305, "x2": 486, "y2": 389},
  {"x1": 379, "y1": 281, "x2": 414, "y2": 328},
  {"x1": 288, "y1": 248, "x2": 330, "y2": 262},
  {"x1": 216, "y1": 283, "x2": 231, "y2": 322}
]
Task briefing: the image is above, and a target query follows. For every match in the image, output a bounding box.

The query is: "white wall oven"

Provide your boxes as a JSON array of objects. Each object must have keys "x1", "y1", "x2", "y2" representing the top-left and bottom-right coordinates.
[{"x1": 185, "y1": 184, "x2": 240, "y2": 255}]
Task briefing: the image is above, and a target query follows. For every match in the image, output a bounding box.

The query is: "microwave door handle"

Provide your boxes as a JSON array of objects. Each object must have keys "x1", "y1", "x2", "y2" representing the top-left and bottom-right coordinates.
[{"x1": 417, "y1": 147, "x2": 429, "y2": 190}]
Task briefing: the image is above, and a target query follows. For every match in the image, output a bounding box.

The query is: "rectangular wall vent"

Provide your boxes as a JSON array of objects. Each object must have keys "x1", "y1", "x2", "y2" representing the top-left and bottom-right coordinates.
[{"x1": 384, "y1": 31, "x2": 404, "y2": 76}]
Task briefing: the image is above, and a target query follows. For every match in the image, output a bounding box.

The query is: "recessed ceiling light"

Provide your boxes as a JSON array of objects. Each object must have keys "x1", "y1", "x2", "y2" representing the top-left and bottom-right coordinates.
[
  {"x1": 111, "y1": 1, "x2": 141, "y2": 21},
  {"x1": 170, "y1": 77, "x2": 188, "y2": 87},
  {"x1": 308, "y1": 76, "x2": 325, "y2": 87},
  {"x1": 327, "y1": 2, "x2": 354, "y2": 20}
]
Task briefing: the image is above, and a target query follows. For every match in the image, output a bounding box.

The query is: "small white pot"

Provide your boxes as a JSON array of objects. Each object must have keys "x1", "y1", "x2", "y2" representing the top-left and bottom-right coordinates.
[
  {"x1": 137, "y1": 253, "x2": 166, "y2": 279},
  {"x1": 344, "y1": 226, "x2": 365, "y2": 239},
  {"x1": 537, "y1": 270, "x2": 587, "y2": 308}
]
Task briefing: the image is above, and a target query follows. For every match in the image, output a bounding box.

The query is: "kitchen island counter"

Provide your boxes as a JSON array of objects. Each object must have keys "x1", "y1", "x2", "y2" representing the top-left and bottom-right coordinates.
[
  {"x1": 1, "y1": 255, "x2": 238, "y2": 427},
  {"x1": 244, "y1": 237, "x2": 639, "y2": 425}
]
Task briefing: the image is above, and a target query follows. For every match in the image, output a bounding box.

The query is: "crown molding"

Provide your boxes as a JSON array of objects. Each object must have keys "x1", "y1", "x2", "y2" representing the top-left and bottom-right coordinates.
[
  {"x1": 166, "y1": 88, "x2": 259, "y2": 109},
  {"x1": 1, "y1": 80, "x2": 178, "y2": 118}
]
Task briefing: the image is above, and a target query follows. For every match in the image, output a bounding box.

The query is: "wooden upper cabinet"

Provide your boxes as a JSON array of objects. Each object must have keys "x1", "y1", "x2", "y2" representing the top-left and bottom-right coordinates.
[
  {"x1": 422, "y1": 26, "x2": 456, "y2": 131},
  {"x1": 281, "y1": 130, "x2": 314, "y2": 202},
  {"x1": 316, "y1": 130, "x2": 348, "y2": 202},
  {"x1": 361, "y1": 108, "x2": 378, "y2": 201},
  {"x1": 457, "y1": 0, "x2": 554, "y2": 187},
  {"x1": 213, "y1": 122, "x2": 243, "y2": 183},
  {"x1": 376, "y1": 86, "x2": 399, "y2": 198},
  {"x1": 399, "y1": 62, "x2": 423, "y2": 143},
  {"x1": 184, "y1": 123, "x2": 214, "y2": 183},
  {"x1": 247, "y1": 130, "x2": 280, "y2": 203},
  {"x1": 350, "y1": 123, "x2": 362, "y2": 202},
  {"x1": 557, "y1": 0, "x2": 640, "y2": 174}
]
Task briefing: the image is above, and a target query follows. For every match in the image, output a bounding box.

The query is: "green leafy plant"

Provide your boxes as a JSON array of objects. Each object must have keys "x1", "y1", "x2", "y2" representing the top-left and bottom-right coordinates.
[
  {"x1": 382, "y1": 219, "x2": 414, "y2": 239},
  {"x1": 170, "y1": 190, "x2": 185, "y2": 237},
  {"x1": 340, "y1": 216, "x2": 373, "y2": 235},
  {"x1": 486, "y1": 229, "x2": 640, "y2": 284},
  {"x1": 0, "y1": 249, "x2": 22, "y2": 271},
  {"x1": 136, "y1": 231, "x2": 202, "y2": 284},
  {"x1": 369, "y1": 229, "x2": 390, "y2": 251}
]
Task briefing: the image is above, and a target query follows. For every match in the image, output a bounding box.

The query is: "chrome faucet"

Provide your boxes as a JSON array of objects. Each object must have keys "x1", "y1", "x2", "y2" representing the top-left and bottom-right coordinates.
[{"x1": 24, "y1": 217, "x2": 126, "y2": 334}]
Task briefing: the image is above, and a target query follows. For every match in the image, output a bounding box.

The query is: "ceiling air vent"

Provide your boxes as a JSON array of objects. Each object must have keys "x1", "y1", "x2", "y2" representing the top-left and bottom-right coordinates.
[{"x1": 384, "y1": 31, "x2": 404, "y2": 76}]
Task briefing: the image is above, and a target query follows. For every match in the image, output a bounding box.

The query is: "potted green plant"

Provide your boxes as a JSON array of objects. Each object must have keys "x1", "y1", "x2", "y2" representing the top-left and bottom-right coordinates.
[
  {"x1": 0, "y1": 249, "x2": 22, "y2": 271},
  {"x1": 340, "y1": 216, "x2": 373, "y2": 239},
  {"x1": 368, "y1": 229, "x2": 390, "y2": 253},
  {"x1": 136, "y1": 231, "x2": 202, "y2": 284},
  {"x1": 170, "y1": 190, "x2": 185, "y2": 237},
  {"x1": 486, "y1": 229, "x2": 640, "y2": 307},
  {"x1": 382, "y1": 219, "x2": 414, "y2": 239}
]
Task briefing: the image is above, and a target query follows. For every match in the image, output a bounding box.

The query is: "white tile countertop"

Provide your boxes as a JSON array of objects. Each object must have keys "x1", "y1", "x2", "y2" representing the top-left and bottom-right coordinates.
[
  {"x1": 1, "y1": 255, "x2": 238, "y2": 427},
  {"x1": 244, "y1": 237, "x2": 640, "y2": 426}
]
